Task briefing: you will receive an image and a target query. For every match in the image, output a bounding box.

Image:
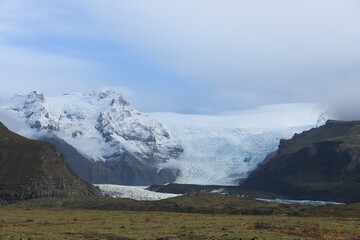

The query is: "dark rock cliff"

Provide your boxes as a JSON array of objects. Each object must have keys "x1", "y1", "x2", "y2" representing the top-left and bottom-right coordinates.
[
  {"x1": 0, "y1": 122, "x2": 102, "y2": 203},
  {"x1": 241, "y1": 120, "x2": 360, "y2": 203}
]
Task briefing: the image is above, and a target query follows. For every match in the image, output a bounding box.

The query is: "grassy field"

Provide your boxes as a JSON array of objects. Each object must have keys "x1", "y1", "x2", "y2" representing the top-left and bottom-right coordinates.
[{"x1": 0, "y1": 194, "x2": 359, "y2": 240}]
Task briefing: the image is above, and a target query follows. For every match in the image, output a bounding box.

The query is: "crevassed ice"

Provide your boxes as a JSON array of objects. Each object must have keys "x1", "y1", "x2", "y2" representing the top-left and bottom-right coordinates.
[
  {"x1": 160, "y1": 125, "x2": 312, "y2": 185},
  {"x1": 95, "y1": 184, "x2": 181, "y2": 200}
]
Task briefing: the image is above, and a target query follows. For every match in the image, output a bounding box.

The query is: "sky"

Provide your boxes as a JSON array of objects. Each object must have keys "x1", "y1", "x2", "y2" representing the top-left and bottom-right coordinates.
[{"x1": 1, "y1": 0, "x2": 360, "y2": 118}]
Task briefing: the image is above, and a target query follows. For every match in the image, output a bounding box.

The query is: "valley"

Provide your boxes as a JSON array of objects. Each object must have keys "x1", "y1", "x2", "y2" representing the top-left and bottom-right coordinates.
[
  {"x1": 1, "y1": 2, "x2": 358, "y2": 239},
  {"x1": 1, "y1": 100, "x2": 360, "y2": 239},
  {"x1": 0, "y1": 91, "x2": 319, "y2": 186},
  {"x1": 1, "y1": 91, "x2": 360, "y2": 240}
]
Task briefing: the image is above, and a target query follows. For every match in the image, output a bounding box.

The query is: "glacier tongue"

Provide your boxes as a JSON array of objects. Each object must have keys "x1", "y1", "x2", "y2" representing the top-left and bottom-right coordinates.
[
  {"x1": 95, "y1": 184, "x2": 181, "y2": 200},
  {"x1": 6, "y1": 90, "x2": 183, "y2": 165},
  {"x1": 160, "y1": 125, "x2": 313, "y2": 185}
]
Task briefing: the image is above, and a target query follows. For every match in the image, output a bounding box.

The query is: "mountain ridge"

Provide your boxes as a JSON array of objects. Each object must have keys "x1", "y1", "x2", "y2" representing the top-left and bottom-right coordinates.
[
  {"x1": 240, "y1": 120, "x2": 360, "y2": 203},
  {"x1": 5, "y1": 90, "x2": 183, "y2": 185}
]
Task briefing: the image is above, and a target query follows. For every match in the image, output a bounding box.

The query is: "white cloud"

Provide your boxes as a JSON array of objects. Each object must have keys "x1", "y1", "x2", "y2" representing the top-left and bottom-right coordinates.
[
  {"x1": 76, "y1": 0, "x2": 360, "y2": 108},
  {"x1": 149, "y1": 103, "x2": 322, "y2": 128},
  {"x1": 0, "y1": 108, "x2": 34, "y2": 137},
  {"x1": 0, "y1": 0, "x2": 360, "y2": 116},
  {"x1": 322, "y1": 80, "x2": 360, "y2": 121}
]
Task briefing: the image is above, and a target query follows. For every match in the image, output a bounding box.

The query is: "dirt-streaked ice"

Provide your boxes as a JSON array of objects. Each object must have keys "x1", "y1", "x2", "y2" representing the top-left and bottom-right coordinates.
[{"x1": 95, "y1": 184, "x2": 181, "y2": 200}]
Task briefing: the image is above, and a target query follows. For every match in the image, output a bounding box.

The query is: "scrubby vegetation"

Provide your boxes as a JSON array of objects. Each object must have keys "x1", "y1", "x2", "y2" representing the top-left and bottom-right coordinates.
[
  {"x1": 0, "y1": 193, "x2": 359, "y2": 239},
  {"x1": 0, "y1": 207, "x2": 359, "y2": 240}
]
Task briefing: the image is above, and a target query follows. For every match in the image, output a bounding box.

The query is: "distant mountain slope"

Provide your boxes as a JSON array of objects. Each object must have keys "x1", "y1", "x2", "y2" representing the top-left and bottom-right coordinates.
[
  {"x1": 241, "y1": 120, "x2": 360, "y2": 203},
  {"x1": 98, "y1": 152, "x2": 179, "y2": 185},
  {"x1": 40, "y1": 136, "x2": 117, "y2": 184},
  {"x1": 4, "y1": 90, "x2": 183, "y2": 185},
  {"x1": 43, "y1": 136, "x2": 178, "y2": 185},
  {"x1": 11, "y1": 135, "x2": 178, "y2": 188},
  {"x1": 0, "y1": 122, "x2": 101, "y2": 203}
]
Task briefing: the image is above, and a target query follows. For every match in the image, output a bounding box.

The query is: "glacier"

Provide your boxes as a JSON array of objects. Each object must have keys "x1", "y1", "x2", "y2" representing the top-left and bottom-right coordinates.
[
  {"x1": 158, "y1": 125, "x2": 313, "y2": 185},
  {"x1": 0, "y1": 91, "x2": 323, "y2": 186},
  {"x1": 95, "y1": 184, "x2": 181, "y2": 200},
  {"x1": 150, "y1": 104, "x2": 322, "y2": 185}
]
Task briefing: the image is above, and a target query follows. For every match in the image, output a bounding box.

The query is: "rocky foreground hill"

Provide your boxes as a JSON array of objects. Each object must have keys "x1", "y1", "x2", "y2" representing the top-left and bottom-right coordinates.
[
  {"x1": 0, "y1": 122, "x2": 101, "y2": 203},
  {"x1": 241, "y1": 120, "x2": 360, "y2": 203}
]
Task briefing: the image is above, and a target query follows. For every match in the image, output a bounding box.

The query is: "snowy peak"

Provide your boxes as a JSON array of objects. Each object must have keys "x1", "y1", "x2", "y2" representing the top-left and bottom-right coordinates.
[
  {"x1": 11, "y1": 91, "x2": 60, "y2": 131},
  {"x1": 26, "y1": 91, "x2": 46, "y2": 103},
  {"x1": 97, "y1": 89, "x2": 130, "y2": 107},
  {"x1": 6, "y1": 90, "x2": 183, "y2": 165}
]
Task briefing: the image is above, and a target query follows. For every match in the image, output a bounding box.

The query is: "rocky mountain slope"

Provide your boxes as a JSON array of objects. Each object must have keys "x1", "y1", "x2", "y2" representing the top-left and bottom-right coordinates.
[
  {"x1": 0, "y1": 122, "x2": 101, "y2": 203},
  {"x1": 241, "y1": 120, "x2": 360, "y2": 203},
  {"x1": 41, "y1": 136, "x2": 178, "y2": 185},
  {"x1": 5, "y1": 90, "x2": 183, "y2": 185},
  {"x1": 40, "y1": 136, "x2": 117, "y2": 184}
]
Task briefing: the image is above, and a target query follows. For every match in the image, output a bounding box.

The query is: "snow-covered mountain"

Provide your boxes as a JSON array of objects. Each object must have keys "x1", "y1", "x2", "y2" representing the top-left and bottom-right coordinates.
[
  {"x1": 2, "y1": 90, "x2": 183, "y2": 185},
  {"x1": 1, "y1": 91, "x2": 322, "y2": 186},
  {"x1": 6, "y1": 90, "x2": 183, "y2": 164}
]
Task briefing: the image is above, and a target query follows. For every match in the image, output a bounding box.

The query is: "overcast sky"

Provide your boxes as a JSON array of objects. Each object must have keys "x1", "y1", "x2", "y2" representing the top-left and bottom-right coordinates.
[{"x1": 1, "y1": 0, "x2": 360, "y2": 118}]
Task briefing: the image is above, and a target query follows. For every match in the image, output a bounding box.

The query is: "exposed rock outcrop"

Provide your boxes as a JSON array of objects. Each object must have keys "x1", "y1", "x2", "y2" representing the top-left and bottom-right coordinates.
[
  {"x1": 241, "y1": 120, "x2": 360, "y2": 203},
  {"x1": 0, "y1": 122, "x2": 102, "y2": 203}
]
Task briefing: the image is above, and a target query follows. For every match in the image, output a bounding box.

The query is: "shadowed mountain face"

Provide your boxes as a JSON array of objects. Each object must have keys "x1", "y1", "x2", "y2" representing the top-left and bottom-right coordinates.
[
  {"x1": 241, "y1": 120, "x2": 360, "y2": 203},
  {"x1": 98, "y1": 153, "x2": 179, "y2": 186},
  {"x1": 0, "y1": 122, "x2": 102, "y2": 203},
  {"x1": 40, "y1": 136, "x2": 118, "y2": 184},
  {"x1": 41, "y1": 136, "x2": 178, "y2": 186}
]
